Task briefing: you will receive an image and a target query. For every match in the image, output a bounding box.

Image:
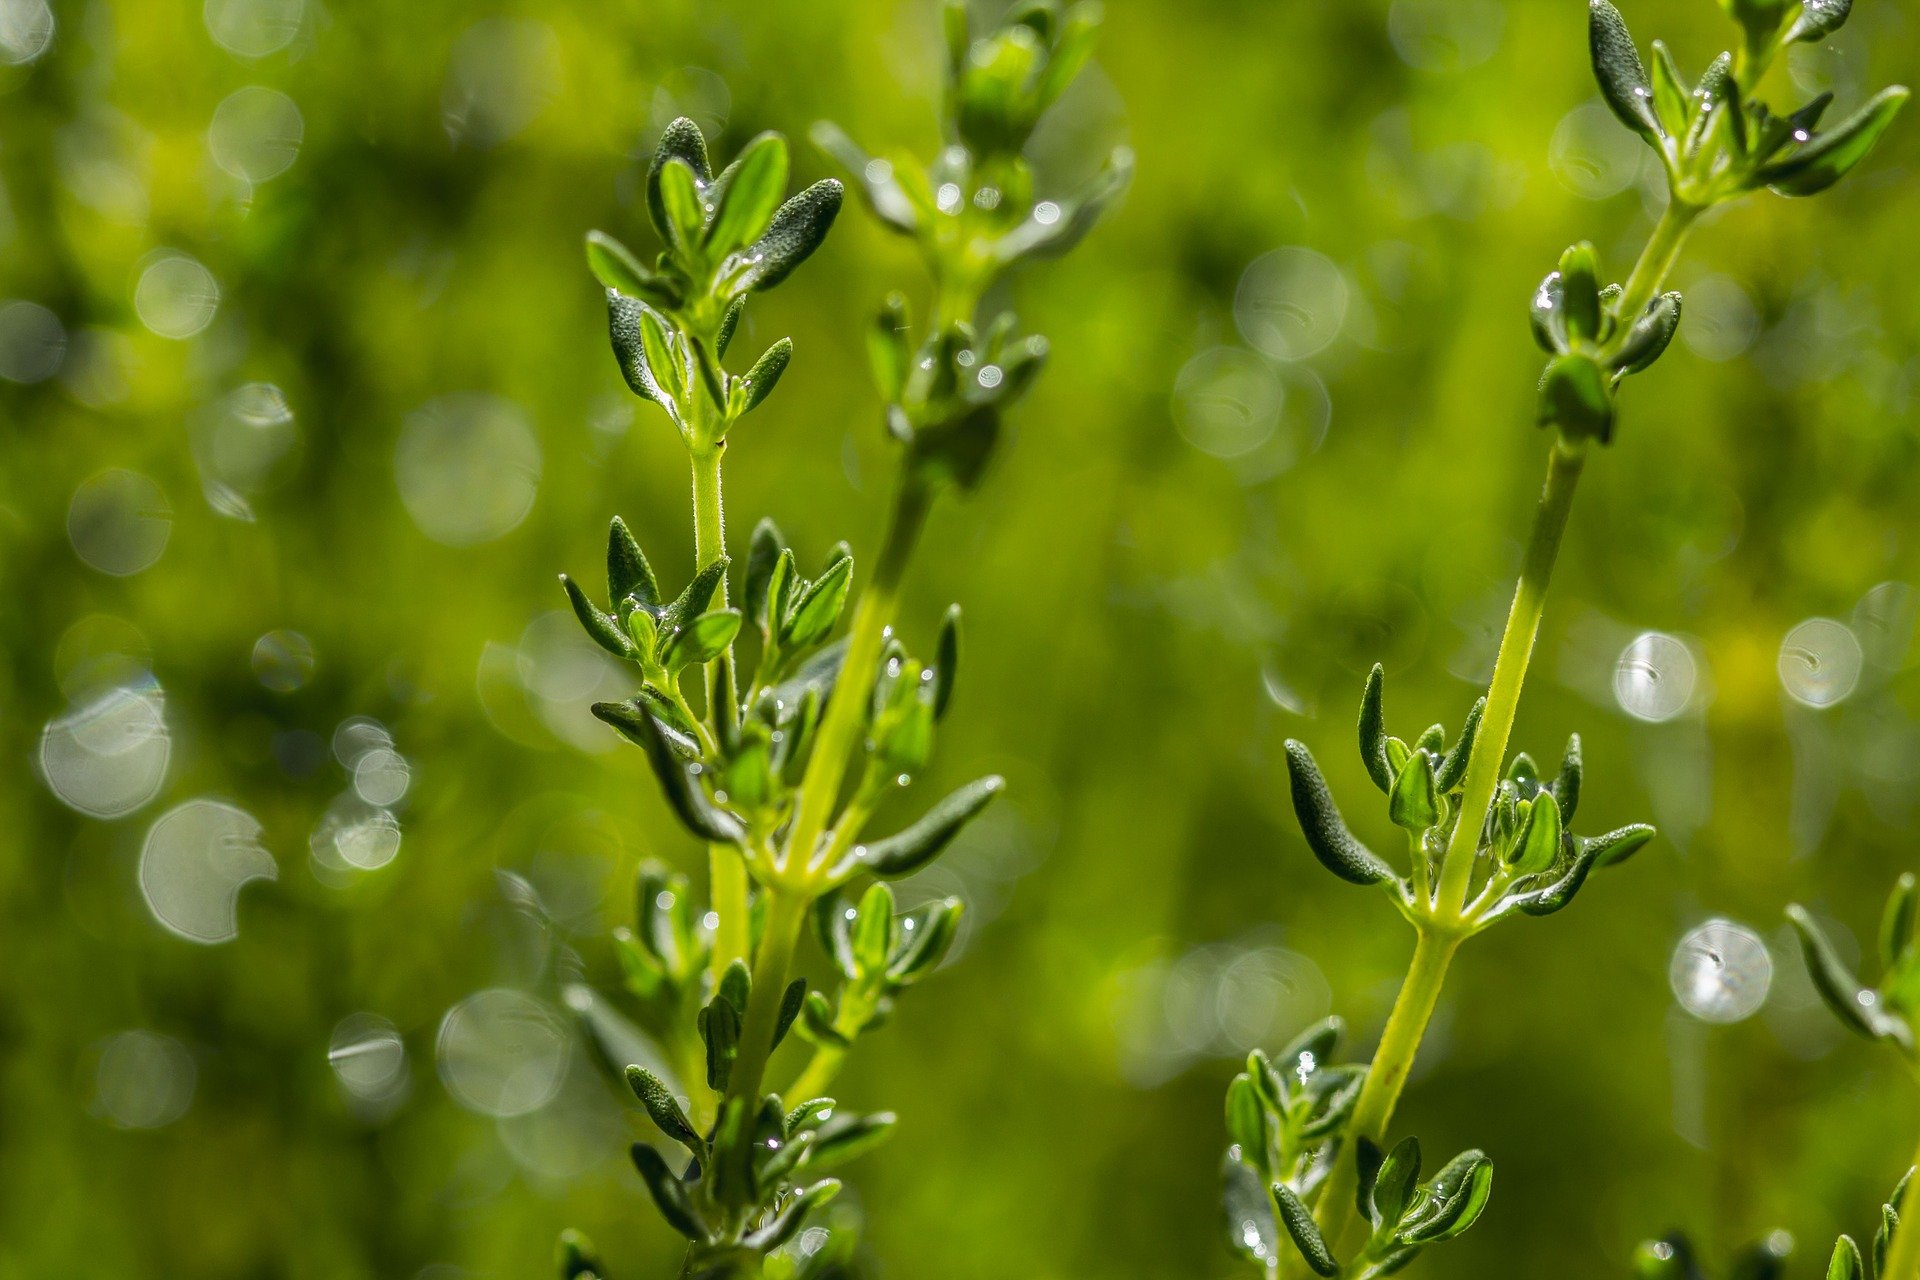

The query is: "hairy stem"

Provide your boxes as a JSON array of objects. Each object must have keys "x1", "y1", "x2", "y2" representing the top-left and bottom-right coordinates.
[
  {"x1": 1615, "y1": 200, "x2": 1699, "y2": 325},
  {"x1": 711, "y1": 477, "x2": 932, "y2": 1119},
  {"x1": 720, "y1": 887, "x2": 809, "y2": 1115},
  {"x1": 1433, "y1": 439, "x2": 1586, "y2": 921},
  {"x1": 787, "y1": 1041, "x2": 848, "y2": 1103},
  {"x1": 692, "y1": 441, "x2": 752, "y2": 987},
  {"x1": 782, "y1": 475, "x2": 931, "y2": 881},
  {"x1": 1312, "y1": 931, "x2": 1460, "y2": 1256},
  {"x1": 1884, "y1": 1124, "x2": 1920, "y2": 1280},
  {"x1": 787, "y1": 982, "x2": 882, "y2": 1101},
  {"x1": 1305, "y1": 198, "x2": 1705, "y2": 1264}
]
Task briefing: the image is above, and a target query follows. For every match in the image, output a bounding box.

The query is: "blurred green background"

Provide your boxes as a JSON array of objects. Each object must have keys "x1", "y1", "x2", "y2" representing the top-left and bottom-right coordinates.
[{"x1": 4, "y1": 0, "x2": 1919, "y2": 1275}]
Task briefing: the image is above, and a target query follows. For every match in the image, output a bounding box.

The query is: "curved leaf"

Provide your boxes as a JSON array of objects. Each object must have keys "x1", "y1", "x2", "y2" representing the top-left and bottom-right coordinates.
[
  {"x1": 1762, "y1": 86, "x2": 1910, "y2": 197},
  {"x1": 1589, "y1": 0, "x2": 1660, "y2": 139},
  {"x1": 591, "y1": 701, "x2": 744, "y2": 843},
  {"x1": 858, "y1": 776, "x2": 1005, "y2": 878},
  {"x1": 1273, "y1": 1182, "x2": 1339, "y2": 1277},
  {"x1": 737, "y1": 179, "x2": 844, "y2": 291},
  {"x1": 1284, "y1": 740, "x2": 1395, "y2": 886}
]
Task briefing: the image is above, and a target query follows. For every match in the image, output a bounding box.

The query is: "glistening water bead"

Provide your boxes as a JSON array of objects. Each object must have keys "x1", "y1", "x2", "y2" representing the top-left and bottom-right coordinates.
[
  {"x1": 1234, "y1": 247, "x2": 1350, "y2": 362},
  {"x1": 92, "y1": 1030, "x2": 195, "y2": 1129},
  {"x1": 39, "y1": 682, "x2": 171, "y2": 818},
  {"x1": 139, "y1": 799, "x2": 278, "y2": 945},
  {"x1": 1614, "y1": 631, "x2": 1697, "y2": 723},
  {"x1": 208, "y1": 86, "x2": 304, "y2": 184},
  {"x1": 1779, "y1": 617, "x2": 1863, "y2": 708},
  {"x1": 328, "y1": 1014, "x2": 409, "y2": 1107},
  {"x1": 1670, "y1": 919, "x2": 1774, "y2": 1024},
  {"x1": 436, "y1": 988, "x2": 569, "y2": 1118}
]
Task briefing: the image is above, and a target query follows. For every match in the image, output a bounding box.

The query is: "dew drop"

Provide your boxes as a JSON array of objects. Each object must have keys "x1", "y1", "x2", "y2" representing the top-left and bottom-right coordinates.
[
  {"x1": 396, "y1": 394, "x2": 541, "y2": 547},
  {"x1": 1779, "y1": 617, "x2": 1862, "y2": 708},
  {"x1": 1173, "y1": 347, "x2": 1282, "y2": 459},
  {"x1": 1670, "y1": 918, "x2": 1773, "y2": 1024},
  {"x1": 1234, "y1": 247, "x2": 1349, "y2": 362},
  {"x1": 328, "y1": 1013, "x2": 409, "y2": 1107},
  {"x1": 252, "y1": 629, "x2": 315, "y2": 692},
  {"x1": 0, "y1": 299, "x2": 65, "y2": 383},
  {"x1": 436, "y1": 988, "x2": 569, "y2": 1117},
  {"x1": 0, "y1": 0, "x2": 54, "y2": 64},
  {"x1": 203, "y1": 0, "x2": 303, "y2": 56},
  {"x1": 40, "y1": 681, "x2": 170, "y2": 818},
  {"x1": 92, "y1": 1030, "x2": 195, "y2": 1128},
  {"x1": 1614, "y1": 631, "x2": 1696, "y2": 722},
  {"x1": 68, "y1": 468, "x2": 171, "y2": 576},
  {"x1": 133, "y1": 252, "x2": 219, "y2": 339},
  {"x1": 208, "y1": 85, "x2": 303, "y2": 183},
  {"x1": 140, "y1": 799, "x2": 277, "y2": 944}
]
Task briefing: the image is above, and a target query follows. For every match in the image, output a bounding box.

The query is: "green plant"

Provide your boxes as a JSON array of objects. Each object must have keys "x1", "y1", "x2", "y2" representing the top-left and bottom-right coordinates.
[
  {"x1": 1225, "y1": 1, "x2": 1906, "y2": 1276},
  {"x1": 552, "y1": 4, "x2": 1126, "y2": 1276},
  {"x1": 1621, "y1": 1171, "x2": 1910, "y2": 1280},
  {"x1": 1791, "y1": 878, "x2": 1920, "y2": 1280}
]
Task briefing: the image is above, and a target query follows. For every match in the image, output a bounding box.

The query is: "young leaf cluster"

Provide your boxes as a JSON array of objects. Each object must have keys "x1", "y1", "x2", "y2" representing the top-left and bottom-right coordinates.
[
  {"x1": 568, "y1": 511, "x2": 993, "y2": 891},
  {"x1": 814, "y1": 0, "x2": 1132, "y2": 490},
  {"x1": 1593, "y1": 0, "x2": 1906, "y2": 206},
  {"x1": 1223, "y1": 1019, "x2": 1493, "y2": 1279},
  {"x1": 798, "y1": 882, "x2": 965, "y2": 1062},
  {"x1": 589, "y1": 121, "x2": 840, "y2": 450},
  {"x1": 554, "y1": 5, "x2": 1122, "y2": 1274},
  {"x1": 1538, "y1": 0, "x2": 1906, "y2": 442},
  {"x1": 1286, "y1": 665, "x2": 1654, "y2": 935}
]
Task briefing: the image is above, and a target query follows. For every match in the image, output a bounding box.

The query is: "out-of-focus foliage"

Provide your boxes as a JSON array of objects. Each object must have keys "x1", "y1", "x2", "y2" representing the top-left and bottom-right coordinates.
[{"x1": 2, "y1": 0, "x2": 1919, "y2": 1277}]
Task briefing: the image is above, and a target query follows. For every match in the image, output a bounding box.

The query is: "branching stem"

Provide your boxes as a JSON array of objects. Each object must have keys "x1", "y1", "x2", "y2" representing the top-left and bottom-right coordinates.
[
  {"x1": 711, "y1": 475, "x2": 932, "y2": 1116},
  {"x1": 1308, "y1": 196, "x2": 1706, "y2": 1259},
  {"x1": 1432, "y1": 438, "x2": 1586, "y2": 924},
  {"x1": 1312, "y1": 931, "x2": 1459, "y2": 1257}
]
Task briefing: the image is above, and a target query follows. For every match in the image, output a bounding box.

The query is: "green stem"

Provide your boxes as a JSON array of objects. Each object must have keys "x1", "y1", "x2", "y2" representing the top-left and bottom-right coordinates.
[
  {"x1": 712, "y1": 480, "x2": 930, "y2": 1118},
  {"x1": 690, "y1": 439, "x2": 741, "y2": 726},
  {"x1": 1615, "y1": 200, "x2": 1700, "y2": 325},
  {"x1": 1433, "y1": 440, "x2": 1587, "y2": 921},
  {"x1": 1313, "y1": 931, "x2": 1461, "y2": 1256},
  {"x1": 710, "y1": 844, "x2": 749, "y2": 985},
  {"x1": 1311, "y1": 176, "x2": 1702, "y2": 1276},
  {"x1": 780, "y1": 476, "x2": 932, "y2": 882},
  {"x1": 1884, "y1": 1123, "x2": 1920, "y2": 1280},
  {"x1": 692, "y1": 441, "x2": 751, "y2": 988},
  {"x1": 720, "y1": 888, "x2": 809, "y2": 1114},
  {"x1": 787, "y1": 982, "x2": 882, "y2": 1101},
  {"x1": 787, "y1": 1041, "x2": 847, "y2": 1103}
]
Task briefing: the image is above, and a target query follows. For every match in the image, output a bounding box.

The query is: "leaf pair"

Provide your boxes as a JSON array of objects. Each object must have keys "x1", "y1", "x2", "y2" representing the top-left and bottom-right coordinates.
[
  {"x1": 605, "y1": 289, "x2": 795, "y2": 432},
  {"x1": 802, "y1": 882, "x2": 967, "y2": 1048},
  {"x1": 563, "y1": 517, "x2": 739, "y2": 681},
  {"x1": 1287, "y1": 665, "x2": 1654, "y2": 926},
  {"x1": 634, "y1": 118, "x2": 844, "y2": 297},
  {"x1": 1788, "y1": 873, "x2": 1920, "y2": 1054}
]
